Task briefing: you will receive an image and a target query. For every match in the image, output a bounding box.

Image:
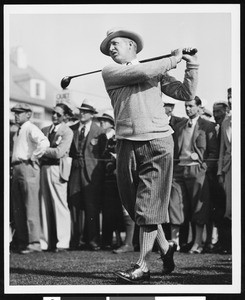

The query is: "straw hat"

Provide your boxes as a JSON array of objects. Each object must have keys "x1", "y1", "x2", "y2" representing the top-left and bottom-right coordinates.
[{"x1": 100, "y1": 27, "x2": 143, "y2": 56}]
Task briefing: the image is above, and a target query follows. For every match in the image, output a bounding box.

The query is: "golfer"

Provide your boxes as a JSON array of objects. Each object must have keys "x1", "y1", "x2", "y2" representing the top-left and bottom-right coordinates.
[{"x1": 100, "y1": 27, "x2": 199, "y2": 283}]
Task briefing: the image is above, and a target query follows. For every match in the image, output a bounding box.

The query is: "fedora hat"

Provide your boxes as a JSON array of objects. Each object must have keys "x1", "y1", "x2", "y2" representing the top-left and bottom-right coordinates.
[
  {"x1": 100, "y1": 27, "x2": 144, "y2": 56},
  {"x1": 77, "y1": 98, "x2": 98, "y2": 114},
  {"x1": 11, "y1": 103, "x2": 32, "y2": 113},
  {"x1": 97, "y1": 110, "x2": 114, "y2": 124}
]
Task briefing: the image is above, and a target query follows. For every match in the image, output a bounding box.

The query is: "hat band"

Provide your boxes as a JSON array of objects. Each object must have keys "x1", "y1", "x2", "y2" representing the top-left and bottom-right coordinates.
[{"x1": 80, "y1": 103, "x2": 95, "y2": 111}]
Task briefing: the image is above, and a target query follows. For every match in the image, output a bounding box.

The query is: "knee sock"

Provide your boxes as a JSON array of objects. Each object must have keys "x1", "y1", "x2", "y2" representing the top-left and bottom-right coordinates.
[
  {"x1": 136, "y1": 225, "x2": 157, "y2": 272},
  {"x1": 156, "y1": 224, "x2": 170, "y2": 254}
]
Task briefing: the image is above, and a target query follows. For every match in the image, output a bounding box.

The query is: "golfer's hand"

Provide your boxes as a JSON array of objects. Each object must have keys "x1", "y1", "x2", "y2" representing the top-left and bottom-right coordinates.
[
  {"x1": 182, "y1": 47, "x2": 198, "y2": 63},
  {"x1": 171, "y1": 48, "x2": 183, "y2": 63}
]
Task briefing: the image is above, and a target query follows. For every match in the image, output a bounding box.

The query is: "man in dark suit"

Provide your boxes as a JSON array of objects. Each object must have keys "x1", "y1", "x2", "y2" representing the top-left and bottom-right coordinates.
[
  {"x1": 68, "y1": 99, "x2": 106, "y2": 251},
  {"x1": 40, "y1": 103, "x2": 73, "y2": 252},
  {"x1": 169, "y1": 96, "x2": 218, "y2": 253}
]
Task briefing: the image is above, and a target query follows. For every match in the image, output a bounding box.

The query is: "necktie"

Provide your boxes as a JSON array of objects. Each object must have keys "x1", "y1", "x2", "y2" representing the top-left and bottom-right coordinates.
[
  {"x1": 78, "y1": 126, "x2": 85, "y2": 150},
  {"x1": 17, "y1": 126, "x2": 21, "y2": 136},
  {"x1": 79, "y1": 126, "x2": 85, "y2": 140},
  {"x1": 48, "y1": 126, "x2": 56, "y2": 144},
  {"x1": 187, "y1": 119, "x2": 193, "y2": 127}
]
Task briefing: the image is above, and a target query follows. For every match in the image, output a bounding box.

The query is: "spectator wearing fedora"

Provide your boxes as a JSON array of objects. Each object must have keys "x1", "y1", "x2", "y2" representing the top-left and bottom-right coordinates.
[
  {"x1": 39, "y1": 103, "x2": 74, "y2": 252},
  {"x1": 10, "y1": 103, "x2": 50, "y2": 254},
  {"x1": 100, "y1": 27, "x2": 199, "y2": 282},
  {"x1": 68, "y1": 99, "x2": 106, "y2": 251},
  {"x1": 97, "y1": 110, "x2": 125, "y2": 250}
]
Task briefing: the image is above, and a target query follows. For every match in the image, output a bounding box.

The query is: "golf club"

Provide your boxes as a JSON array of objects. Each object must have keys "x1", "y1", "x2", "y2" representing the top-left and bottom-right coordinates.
[{"x1": 60, "y1": 48, "x2": 197, "y2": 89}]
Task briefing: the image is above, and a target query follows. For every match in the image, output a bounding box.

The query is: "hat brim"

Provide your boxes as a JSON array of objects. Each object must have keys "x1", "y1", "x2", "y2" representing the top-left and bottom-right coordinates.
[
  {"x1": 77, "y1": 107, "x2": 98, "y2": 114},
  {"x1": 100, "y1": 30, "x2": 143, "y2": 56},
  {"x1": 11, "y1": 108, "x2": 32, "y2": 113},
  {"x1": 97, "y1": 116, "x2": 114, "y2": 123}
]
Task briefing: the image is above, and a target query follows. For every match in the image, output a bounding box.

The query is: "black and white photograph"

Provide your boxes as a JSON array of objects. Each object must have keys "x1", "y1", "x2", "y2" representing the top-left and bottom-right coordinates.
[{"x1": 3, "y1": 3, "x2": 241, "y2": 298}]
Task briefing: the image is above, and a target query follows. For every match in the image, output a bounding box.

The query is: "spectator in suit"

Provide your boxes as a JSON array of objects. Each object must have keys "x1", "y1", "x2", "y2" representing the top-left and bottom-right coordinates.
[
  {"x1": 169, "y1": 96, "x2": 218, "y2": 253},
  {"x1": 203, "y1": 100, "x2": 229, "y2": 253},
  {"x1": 39, "y1": 103, "x2": 73, "y2": 252},
  {"x1": 217, "y1": 90, "x2": 232, "y2": 254},
  {"x1": 10, "y1": 103, "x2": 50, "y2": 254},
  {"x1": 97, "y1": 110, "x2": 125, "y2": 250},
  {"x1": 69, "y1": 99, "x2": 106, "y2": 251}
]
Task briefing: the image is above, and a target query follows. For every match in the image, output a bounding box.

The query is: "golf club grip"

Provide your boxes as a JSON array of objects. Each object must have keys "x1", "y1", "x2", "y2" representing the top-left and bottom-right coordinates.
[{"x1": 140, "y1": 48, "x2": 197, "y2": 63}]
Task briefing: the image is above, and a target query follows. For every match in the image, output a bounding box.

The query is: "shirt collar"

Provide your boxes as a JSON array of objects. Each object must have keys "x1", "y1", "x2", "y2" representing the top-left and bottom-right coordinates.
[
  {"x1": 51, "y1": 123, "x2": 62, "y2": 132},
  {"x1": 79, "y1": 120, "x2": 92, "y2": 131},
  {"x1": 189, "y1": 115, "x2": 199, "y2": 126},
  {"x1": 123, "y1": 58, "x2": 139, "y2": 65}
]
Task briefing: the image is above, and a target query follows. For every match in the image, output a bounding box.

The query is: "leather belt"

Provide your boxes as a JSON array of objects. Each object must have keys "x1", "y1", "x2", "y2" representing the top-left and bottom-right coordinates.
[
  {"x1": 41, "y1": 159, "x2": 60, "y2": 166},
  {"x1": 12, "y1": 159, "x2": 33, "y2": 166}
]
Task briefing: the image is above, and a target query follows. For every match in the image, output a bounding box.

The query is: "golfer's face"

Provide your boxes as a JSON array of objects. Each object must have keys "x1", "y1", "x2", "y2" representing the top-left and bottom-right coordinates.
[{"x1": 108, "y1": 37, "x2": 130, "y2": 64}]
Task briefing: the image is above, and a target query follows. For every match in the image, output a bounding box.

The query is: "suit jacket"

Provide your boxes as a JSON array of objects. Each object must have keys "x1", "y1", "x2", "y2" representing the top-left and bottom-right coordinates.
[
  {"x1": 173, "y1": 117, "x2": 219, "y2": 173},
  {"x1": 217, "y1": 115, "x2": 231, "y2": 175},
  {"x1": 41, "y1": 122, "x2": 74, "y2": 181},
  {"x1": 169, "y1": 115, "x2": 187, "y2": 130},
  {"x1": 69, "y1": 121, "x2": 106, "y2": 195}
]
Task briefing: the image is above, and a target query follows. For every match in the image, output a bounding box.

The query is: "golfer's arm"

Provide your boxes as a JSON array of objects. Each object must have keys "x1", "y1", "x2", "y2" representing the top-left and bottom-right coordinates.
[{"x1": 102, "y1": 57, "x2": 177, "y2": 90}]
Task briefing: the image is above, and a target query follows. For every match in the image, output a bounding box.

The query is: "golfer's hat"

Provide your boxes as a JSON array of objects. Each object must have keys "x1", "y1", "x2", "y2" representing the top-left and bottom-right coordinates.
[
  {"x1": 97, "y1": 110, "x2": 114, "y2": 124},
  {"x1": 100, "y1": 27, "x2": 144, "y2": 56},
  {"x1": 11, "y1": 103, "x2": 32, "y2": 113},
  {"x1": 77, "y1": 98, "x2": 98, "y2": 114}
]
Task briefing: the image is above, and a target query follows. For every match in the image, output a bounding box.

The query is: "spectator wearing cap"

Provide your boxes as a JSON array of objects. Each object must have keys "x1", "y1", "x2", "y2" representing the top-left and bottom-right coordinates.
[
  {"x1": 201, "y1": 107, "x2": 213, "y2": 120},
  {"x1": 169, "y1": 96, "x2": 218, "y2": 254},
  {"x1": 97, "y1": 110, "x2": 125, "y2": 250},
  {"x1": 100, "y1": 27, "x2": 199, "y2": 282},
  {"x1": 163, "y1": 98, "x2": 186, "y2": 130},
  {"x1": 68, "y1": 99, "x2": 106, "y2": 251},
  {"x1": 39, "y1": 103, "x2": 74, "y2": 252},
  {"x1": 10, "y1": 103, "x2": 50, "y2": 254}
]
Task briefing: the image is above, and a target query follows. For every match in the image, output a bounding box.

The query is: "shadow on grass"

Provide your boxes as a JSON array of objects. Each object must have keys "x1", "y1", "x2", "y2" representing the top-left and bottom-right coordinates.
[
  {"x1": 10, "y1": 267, "x2": 115, "y2": 280},
  {"x1": 10, "y1": 266, "x2": 232, "y2": 285}
]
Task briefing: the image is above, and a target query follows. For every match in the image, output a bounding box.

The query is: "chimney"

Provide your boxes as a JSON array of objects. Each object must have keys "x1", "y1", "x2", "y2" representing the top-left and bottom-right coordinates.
[{"x1": 11, "y1": 46, "x2": 27, "y2": 69}]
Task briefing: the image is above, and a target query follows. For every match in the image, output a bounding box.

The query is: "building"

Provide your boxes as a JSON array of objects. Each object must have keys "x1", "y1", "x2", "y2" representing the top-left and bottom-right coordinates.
[{"x1": 9, "y1": 46, "x2": 59, "y2": 128}]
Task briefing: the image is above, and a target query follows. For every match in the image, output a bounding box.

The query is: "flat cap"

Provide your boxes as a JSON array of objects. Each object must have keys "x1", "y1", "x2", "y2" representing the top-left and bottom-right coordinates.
[{"x1": 11, "y1": 103, "x2": 32, "y2": 112}]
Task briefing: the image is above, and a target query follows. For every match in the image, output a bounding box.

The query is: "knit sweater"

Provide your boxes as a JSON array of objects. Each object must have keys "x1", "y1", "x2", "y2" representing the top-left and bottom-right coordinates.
[{"x1": 102, "y1": 56, "x2": 199, "y2": 140}]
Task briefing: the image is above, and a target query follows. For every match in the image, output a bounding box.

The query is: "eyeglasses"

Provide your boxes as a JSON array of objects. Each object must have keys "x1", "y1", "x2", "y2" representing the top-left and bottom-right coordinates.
[{"x1": 52, "y1": 111, "x2": 63, "y2": 118}]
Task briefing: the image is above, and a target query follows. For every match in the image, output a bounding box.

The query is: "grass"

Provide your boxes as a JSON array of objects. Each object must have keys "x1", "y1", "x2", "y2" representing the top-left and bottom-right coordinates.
[{"x1": 9, "y1": 249, "x2": 232, "y2": 286}]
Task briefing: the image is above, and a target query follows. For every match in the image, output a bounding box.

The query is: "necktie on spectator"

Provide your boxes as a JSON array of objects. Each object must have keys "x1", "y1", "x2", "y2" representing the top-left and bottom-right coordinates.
[
  {"x1": 187, "y1": 119, "x2": 193, "y2": 127},
  {"x1": 78, "y1": 125, "x2": 85, "y2": 150},
  {"x1": 17, "y1": 126, "x2": 21, "y2": 136},
  {"x1": 48, "y1": 126, "x2": 56, "y2": 143}
]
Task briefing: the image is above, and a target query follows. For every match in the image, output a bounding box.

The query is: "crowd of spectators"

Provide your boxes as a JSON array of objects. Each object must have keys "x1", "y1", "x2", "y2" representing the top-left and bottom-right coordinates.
[{"x1": 9, "y1": 89, "x2": 232, "y2": 255}]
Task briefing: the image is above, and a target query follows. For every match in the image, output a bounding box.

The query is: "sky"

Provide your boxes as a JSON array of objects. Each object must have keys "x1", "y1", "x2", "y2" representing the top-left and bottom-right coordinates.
[{"x1": 5, "y1": 4, "x2": 240, "y2": 117}]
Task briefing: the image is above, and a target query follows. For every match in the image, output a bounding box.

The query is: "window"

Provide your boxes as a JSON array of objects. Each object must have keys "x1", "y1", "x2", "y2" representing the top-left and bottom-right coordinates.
[{"x1": 30, "y1": 79, "x2": 46, "y2": 99}]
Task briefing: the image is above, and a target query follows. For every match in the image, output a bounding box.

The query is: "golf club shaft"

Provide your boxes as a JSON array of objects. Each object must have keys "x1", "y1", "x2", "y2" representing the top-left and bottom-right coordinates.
[{"x1": 61, "y1": 48, "x2": 197, "y2": 86}]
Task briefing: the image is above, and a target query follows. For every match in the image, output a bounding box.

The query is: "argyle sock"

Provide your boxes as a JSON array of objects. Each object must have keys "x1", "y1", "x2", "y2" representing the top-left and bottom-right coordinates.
[
  {"x1": 156, "y1": 224, "x2": 170, "y2": 255},
  {"x1": 136, "y1": 225, "x2": 157, "y2": 272}
]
